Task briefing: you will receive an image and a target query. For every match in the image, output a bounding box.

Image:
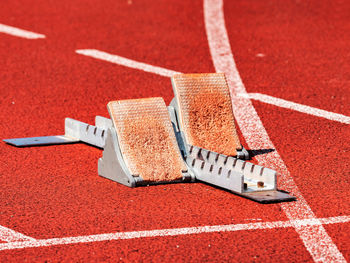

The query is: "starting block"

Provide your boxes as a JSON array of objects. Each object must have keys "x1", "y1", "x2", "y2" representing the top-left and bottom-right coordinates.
[{"x1": 3, "y1": 73, "x2": 295, "y2": 203}]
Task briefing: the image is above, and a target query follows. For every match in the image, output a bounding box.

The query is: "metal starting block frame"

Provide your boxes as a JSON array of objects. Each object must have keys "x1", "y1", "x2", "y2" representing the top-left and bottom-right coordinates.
[
  {"x1": 3, "y1": 114, "x2": 295, "y2": 203},
  {"x1": 3, "y1": 73, "x2": 296, "y2": 204}
]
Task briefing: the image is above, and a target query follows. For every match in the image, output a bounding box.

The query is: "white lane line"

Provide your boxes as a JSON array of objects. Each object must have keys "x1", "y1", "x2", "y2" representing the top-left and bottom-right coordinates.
[
  {"x1": 0, "y1": 225, "x2": 36, "y2": 242},
  {"x1": 0, "y1": 215, "x2": 348, "y2": 251},
  {"x1": 76, "y1": 48, "x2": 350, "y2": 126},
  {"x1": 76, "y1": 47, "x2": 349, "y2": 126},
  {"x1": 0, "y1": 23, "x2": 45, "y2": 39},
  {"x1": 76, "y1": 49, "x2": 180, "y2": 78},
  {"x1": 203, "y1": 0, "x2": 346, "y2": 262},
  {"x1": 239, "y1": 93, "x2": 350, "y2": 125}
]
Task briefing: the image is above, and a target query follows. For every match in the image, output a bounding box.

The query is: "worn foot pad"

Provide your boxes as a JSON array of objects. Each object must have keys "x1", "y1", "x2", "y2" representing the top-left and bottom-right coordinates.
[
  {"x1": 107, "y1": 97, "x2": 188, "y2": 183},
  {"x1": 171, "y1": 73, "x2": 242, "y2": 156}
]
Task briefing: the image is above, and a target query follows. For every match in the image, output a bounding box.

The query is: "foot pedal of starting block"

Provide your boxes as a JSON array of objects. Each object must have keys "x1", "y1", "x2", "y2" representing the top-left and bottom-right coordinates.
[
  {"x1": 98, "y1": 97, "x2": 195, "y2": 187},
  {"x1": 3, "y1": 116, "x2": 112, "y2": 148},
  {"x1": 170, "y1": 73, "x2": 249, "y2": 160}
]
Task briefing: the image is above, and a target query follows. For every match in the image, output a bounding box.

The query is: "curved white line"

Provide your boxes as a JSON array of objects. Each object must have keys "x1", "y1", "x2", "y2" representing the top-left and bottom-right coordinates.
[{"x1": 203, "y1": 0, "x2": 346, "y2": 262}]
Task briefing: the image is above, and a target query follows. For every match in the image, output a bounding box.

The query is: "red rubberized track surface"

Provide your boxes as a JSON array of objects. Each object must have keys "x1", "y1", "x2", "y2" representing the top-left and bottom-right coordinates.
[{"x1": 0, "y1": 0, "x2": 349, "y2": 262}]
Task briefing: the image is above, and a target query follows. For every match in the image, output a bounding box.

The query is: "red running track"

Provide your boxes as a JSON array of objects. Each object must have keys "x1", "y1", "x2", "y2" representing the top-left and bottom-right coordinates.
[{"x1": 0, "y1": 0, "x2": 349, "y2": 261}]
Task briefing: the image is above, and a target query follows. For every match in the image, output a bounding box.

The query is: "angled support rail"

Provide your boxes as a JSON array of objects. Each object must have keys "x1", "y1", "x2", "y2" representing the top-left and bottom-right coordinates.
[
  {"x1": 186, "y1": 145, "x2": 295, "y2": 203},
  {"x1": 3, "y1": 116, "x2": 112, "y2": 148}
]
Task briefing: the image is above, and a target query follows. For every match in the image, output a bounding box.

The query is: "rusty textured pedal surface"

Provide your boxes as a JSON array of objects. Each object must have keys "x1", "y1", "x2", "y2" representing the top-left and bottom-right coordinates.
[
  {"x1": 172, "y1": 73, "x2": 241, "y2": 156},
  {"x1": 107, "y1": 97, "x2": 187, "y2": 182}
]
